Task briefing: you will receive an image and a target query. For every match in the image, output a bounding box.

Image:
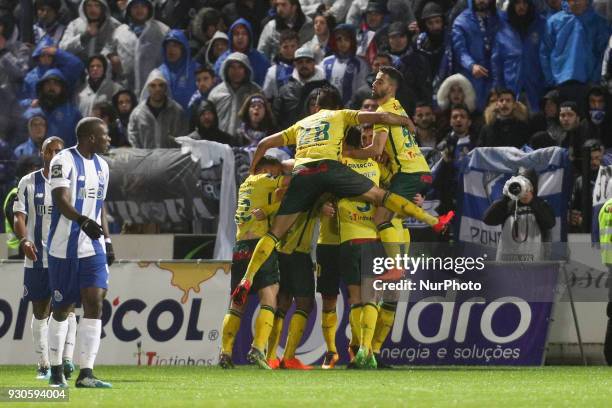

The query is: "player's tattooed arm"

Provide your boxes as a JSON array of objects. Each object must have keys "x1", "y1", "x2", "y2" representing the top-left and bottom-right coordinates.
[
  {"x1": 249, "y1": 132, "x2": 285, "y2": 175},
  {"x1": 356, "y1": 111, "x2": 416, "y2": 132}
]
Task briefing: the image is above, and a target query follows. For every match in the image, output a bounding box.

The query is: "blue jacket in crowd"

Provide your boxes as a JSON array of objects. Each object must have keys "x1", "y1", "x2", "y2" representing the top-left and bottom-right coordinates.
[
  {"x1": 159, "y1": 29, "x2": 199, "y2": 113},
  {"x1": 492, "y1": 0, "x2": 547, "y2": 112},
  {"x1": 22, "y1": 37, "x2": 84, "y2": 102},
  {"x1": 36, "y1": 69, "x2": 82, "y2": 147},
  {"x1": 540, "y1": 0, "x2": 610, "y2": 86},
  {"x1": 214, "y1": 18, "x2": 270, "y2": 86},
  {"x1": 452, "y1": 0, "x2": 501, "y2": 111}
]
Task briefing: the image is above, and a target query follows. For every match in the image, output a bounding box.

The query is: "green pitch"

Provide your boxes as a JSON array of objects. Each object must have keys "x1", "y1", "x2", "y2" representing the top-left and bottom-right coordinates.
[{"x1": 1, "y1": 366, "x2": 611, "y2": 407}]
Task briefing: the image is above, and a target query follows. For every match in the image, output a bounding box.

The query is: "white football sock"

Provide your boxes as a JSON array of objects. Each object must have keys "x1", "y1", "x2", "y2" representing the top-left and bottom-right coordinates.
[
  {"x1": 76, "y1": 318, "x2": 101, "y2": 370},
  {"x1": 63, "y1": 312, "x2": 77, "y2": 361},
  {"x1": 48, "y1": 314, "x2": 68, "y2": 366},
  {"x1": 31, "y1": 315, "x2": 49, "y2": 367}
]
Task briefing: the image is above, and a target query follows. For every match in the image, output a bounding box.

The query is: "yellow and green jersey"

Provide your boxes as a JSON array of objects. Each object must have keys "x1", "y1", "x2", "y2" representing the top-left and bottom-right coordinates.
[
  {"x1": 338, "y1": 157, "x2": 380, "y2": 243},
  {"x1": 278, "y1": 209, "x2": 319, "y2": 254},
  {"x1": 281, "y1": 109, "x2": 360, "y2": 167},
  {"x1": 373, "y1": 98, "x2": 430, "y2": 175},
  {"x1": 235, "y1": 173, "x2": 285, "y2": 241}
]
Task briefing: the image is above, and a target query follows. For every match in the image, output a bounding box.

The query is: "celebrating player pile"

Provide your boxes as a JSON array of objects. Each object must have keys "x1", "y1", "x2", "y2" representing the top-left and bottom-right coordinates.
[{"x1": 223, "y1": 67, "x2": 454, "y2": 369}]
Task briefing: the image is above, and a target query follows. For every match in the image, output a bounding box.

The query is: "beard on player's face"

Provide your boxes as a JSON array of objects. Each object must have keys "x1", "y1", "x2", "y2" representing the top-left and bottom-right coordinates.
[{"x1": 372, "y1": 86, "x2": 388, "y2": 100}]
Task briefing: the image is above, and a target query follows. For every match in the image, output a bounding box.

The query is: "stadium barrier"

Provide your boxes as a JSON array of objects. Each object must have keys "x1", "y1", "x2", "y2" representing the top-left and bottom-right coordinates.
[{"x1": 2, "y1": 259, "x2": 606, "y2": 366}]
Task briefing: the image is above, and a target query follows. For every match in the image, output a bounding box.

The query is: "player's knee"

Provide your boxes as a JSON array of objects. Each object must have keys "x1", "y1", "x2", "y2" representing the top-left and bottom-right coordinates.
[
  {"x1": 322, "y1": 295, "x2": 337, "y2": 311},
  {"x1": 32, "y1": 301, "x2": 50, "y2": 320},
  {"x1": 295, "y1": 297, "x2": 314, "y2": 314},
  {"x1": 33, "y1": 309, "x2": 50, "y2": 320},
  {"x1": 51, "y1": 308, "x2": 70, "y2": 322},
  {"x1": 230, "y1": 302, "x2": 246, "y2": 314},
  {"x1": 81, "y1": 298, "x2": 104, "y2": 319}
]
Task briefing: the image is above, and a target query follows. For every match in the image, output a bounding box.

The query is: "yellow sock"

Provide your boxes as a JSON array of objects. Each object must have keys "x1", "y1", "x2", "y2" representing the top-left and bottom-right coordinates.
[
  {"x1": 266, "y1": 311, "x2": 285, "y2": 360},
  {"x1": 403, "y1": 226, "x2": 411, "y2": 246},
  {"x1": 252, "y1": 305, "x2": 275, "y2": 352},
  {"x1": 383, "y1": 192, "x2": 437, "y2": 226},
  {"x1": 282, "y1": 309, "x2": 308, "y2": 360},
  {"x1": 349, "y1": 304, "x2": 362, "y2": 347},
  {"x1": 372, "y1": 303, "x2": 397, "y2": 354},
  {"x1": 378, "y1": 222, "x2": 402, "y2": 259},
  {"x1": 321, "y1": 310, "x2": 337, "y2": 354},
  {"x1": 221, "y1": 309, "x2": 242, "y2": 356},
  {"x1": 244, "y1": 233, "x2": 278, "y2": 283},
  {"x1": 360, "y1": 303, "x2": 379, "y2": 353}
]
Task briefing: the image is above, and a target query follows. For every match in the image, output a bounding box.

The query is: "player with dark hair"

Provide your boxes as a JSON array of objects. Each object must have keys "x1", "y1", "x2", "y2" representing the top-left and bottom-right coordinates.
[
  {"x1": 219, "y1": 156, "x2": 290, "y2": 369},
  {"x1": 12, "y1": 137, "x2": 78, "y2": 380},
  {"x1": 343, "y1": 65, "x2": 453, "y2": 366},
  {"x1": 232, "y1": 86, "x2": 453, "y2": 306},
  {"x1": 46, "y1": 117, "x2": 114, "y2": 388}
]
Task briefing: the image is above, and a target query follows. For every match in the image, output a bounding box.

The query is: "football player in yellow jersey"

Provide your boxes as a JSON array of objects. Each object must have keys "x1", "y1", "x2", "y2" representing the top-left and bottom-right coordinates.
[
  {"x1": 336, "y1": 128, "x2": 384, "y2": 369},
  {"x1": 219, "y1": 157, "x2": 290, "y2": 370},
  {"x1": 232, "y1": 87, "x2": 453, "y2": 306},
  {"x1": 344, "y1": 66, "x2": 454, "y2": 264},
  {"x1": 315, "y1": 199, "x2": 342, "y2": 369},
  {"x1": 266, "y1": 203, "x2": 325, "y2": 370}
]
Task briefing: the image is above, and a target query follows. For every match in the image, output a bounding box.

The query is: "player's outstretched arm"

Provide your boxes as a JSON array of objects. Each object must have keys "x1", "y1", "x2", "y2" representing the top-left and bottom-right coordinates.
[
  {"x1": 249, "y1": 132, "x2": 285, "y2": 175},
  {"x1": 344, "y1": 130, "x2": 388, "y2": 160},
  {"x1": 356, "y1": 111, "x2": 416, "y2": 132},
  {"x1": 52, "y1": 187, "x2": 103, "y2": 240}
]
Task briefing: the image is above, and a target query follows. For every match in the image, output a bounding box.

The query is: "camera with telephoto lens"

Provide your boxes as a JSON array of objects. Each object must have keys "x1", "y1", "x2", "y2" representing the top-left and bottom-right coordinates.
[{"x1": 504, "y1": 176, "x2": 533, "y2": 201}]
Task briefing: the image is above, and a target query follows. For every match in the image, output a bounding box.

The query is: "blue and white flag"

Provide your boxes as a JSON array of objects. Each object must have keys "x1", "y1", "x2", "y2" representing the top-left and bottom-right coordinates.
[{"x1": 458, "y1": 147, "x2": 572, "y2": 245}]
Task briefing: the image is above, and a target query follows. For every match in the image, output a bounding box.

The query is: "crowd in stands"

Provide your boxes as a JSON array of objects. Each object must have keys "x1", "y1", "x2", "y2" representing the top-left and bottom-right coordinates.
[{"x1": 1, "y1": 0, "x2": 612, "y2": 235}]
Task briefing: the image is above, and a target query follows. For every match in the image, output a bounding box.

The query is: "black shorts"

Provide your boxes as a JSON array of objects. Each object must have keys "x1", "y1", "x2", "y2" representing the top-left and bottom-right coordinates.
[
  {"x1": 278, "y1": 160, "x2": 375, "y2": 215},
  {"x1": 230, "y1": 239, "x2": 279, "y2": 294},
  {"x1": 340, "y1": 240, "x2": 380, "y2": 287},
  {"x1": 389, "y1": 172, "x2": 432, "y2": 200},
  {"x1": 279, "y1": 252, "x2": 315, "y2": 298},
  {"x1": 316, "y1": 244, "x2": 341, "y2": 296}
]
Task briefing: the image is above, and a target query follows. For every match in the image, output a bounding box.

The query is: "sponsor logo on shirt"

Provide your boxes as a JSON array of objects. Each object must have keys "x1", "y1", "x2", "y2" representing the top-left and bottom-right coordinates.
[{"x1": 51, "y1": 164, "x2": 62, "y2": 178}]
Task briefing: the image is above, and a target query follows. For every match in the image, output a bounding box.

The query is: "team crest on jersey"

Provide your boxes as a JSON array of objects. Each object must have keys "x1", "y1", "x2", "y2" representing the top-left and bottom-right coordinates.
[
  {"x1": 23, "y1": 285, "x2": 28, "y2": 298},
  {"x1": 53, "y1": 290, "x2": 63, "y2": 302},
  {"x1": 51, "y1": 164, "x2": 62, "y2": 178},
  {"x1": 97, "y1": 170, "x2": 105, "y2": 184}
]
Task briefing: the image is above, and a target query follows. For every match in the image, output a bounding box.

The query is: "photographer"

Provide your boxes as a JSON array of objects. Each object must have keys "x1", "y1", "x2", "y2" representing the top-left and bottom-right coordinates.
[{"x1": 483, "y1": 168, "x2": 555, "y2": 261}]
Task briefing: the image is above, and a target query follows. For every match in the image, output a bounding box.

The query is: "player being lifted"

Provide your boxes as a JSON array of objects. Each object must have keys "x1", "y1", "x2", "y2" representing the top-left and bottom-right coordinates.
[
  {"x1": 232, "y1": 86, "x2": 454, "y2": 305},
  {"x1": 46, "y1": 118, "x2": 115, "y2": 388},
  {"x1": 219, "y1": 157, "x2": 289, "y2": 369},
  {"x1": 13, "y1": 137, "x2": 78, "y2": 380}
]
